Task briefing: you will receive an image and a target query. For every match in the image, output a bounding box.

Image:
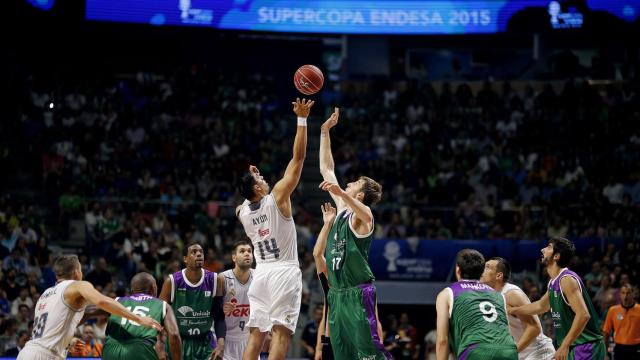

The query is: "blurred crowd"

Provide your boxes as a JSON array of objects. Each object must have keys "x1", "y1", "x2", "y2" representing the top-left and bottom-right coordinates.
[{"x1": 1, "y1": 66, "x2": 639, "y2": 356}]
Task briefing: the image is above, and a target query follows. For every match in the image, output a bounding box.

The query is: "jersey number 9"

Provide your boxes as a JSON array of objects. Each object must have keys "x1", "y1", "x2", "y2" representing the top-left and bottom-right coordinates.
[{"x1": 478, "y1": 301, "x2": 498, "y2": 322}]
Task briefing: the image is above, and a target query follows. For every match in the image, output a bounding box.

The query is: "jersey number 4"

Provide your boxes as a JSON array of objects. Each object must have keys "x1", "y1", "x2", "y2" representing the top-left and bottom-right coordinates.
[{"x1": 257, "y1": 238, "x2": 280, "y2": 260}]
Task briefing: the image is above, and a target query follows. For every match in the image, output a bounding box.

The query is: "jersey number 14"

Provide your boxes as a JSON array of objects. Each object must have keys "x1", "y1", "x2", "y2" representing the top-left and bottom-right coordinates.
[{"x1": 257, "y1": 238, "x2": 280, "y2": 260}]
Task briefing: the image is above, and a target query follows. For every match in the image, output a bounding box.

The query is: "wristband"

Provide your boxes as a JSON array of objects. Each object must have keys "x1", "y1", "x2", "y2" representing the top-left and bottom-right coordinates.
[{"x1": 297, "y1": 117, "x2": 307, "y2": 126}]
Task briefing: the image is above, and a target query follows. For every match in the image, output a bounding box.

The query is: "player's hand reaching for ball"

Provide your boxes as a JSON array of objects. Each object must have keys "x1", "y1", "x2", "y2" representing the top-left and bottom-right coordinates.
[
  {"x1": 321, "y1": 202, "x2": 337, "y2": 224},
  {"x1": 138, "y1": 316, "x2": 163, "y2": 332},
  {"x1": 292, "y1": 98, "x2": 315, "y2": 118},
  {"x1": 321, "y1": 107, "x2": 339, "y2": 131},
  {"x1": 319, "y1": 180, "x2": 345, "y2": 197}
]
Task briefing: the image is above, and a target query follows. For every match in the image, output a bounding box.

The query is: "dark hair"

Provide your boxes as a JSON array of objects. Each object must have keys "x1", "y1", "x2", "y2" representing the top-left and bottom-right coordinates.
[
  {"x1": 237, "y1": 171, "x2": 256, "y2": 200},
  {"x1": 184, "y1": 242, "x2": 203, "y2": 256},
  {"x1": 456, "y1": 249, "x2": 485, "y2": 280},
  {"x1": 53, "y1": 255, "x2": 80, "y2": 279},
  {"x1": 232, "y1": 240, "x2": 253, "y2": 254},
  {"x1": 549, "y1": 237, "x2": 575, "y2": 267},
  {"x1": 358, "y1": 176, "x2": 382, "y2": 206},
  {"x1": 490, "y1": 257, "x2": 511, "y2": 282},
  {"x1": 130, "y1": 272, "x2": 156, "y2": 295}
]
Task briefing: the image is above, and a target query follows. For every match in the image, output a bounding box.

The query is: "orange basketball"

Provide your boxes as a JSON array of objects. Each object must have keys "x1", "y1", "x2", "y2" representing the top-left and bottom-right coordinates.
[{"x1": 293, "y1": 65, "x2": 324, "y2": 95}]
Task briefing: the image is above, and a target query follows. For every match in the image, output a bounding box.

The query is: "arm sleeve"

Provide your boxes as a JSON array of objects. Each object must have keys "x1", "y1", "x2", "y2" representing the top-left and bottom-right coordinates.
[
  {"x1": 319, "y1": 272, "x2": 330, "y2": 328},
  {"x1": 213, "y1": 295, "x2": 226, "y2": 339}
]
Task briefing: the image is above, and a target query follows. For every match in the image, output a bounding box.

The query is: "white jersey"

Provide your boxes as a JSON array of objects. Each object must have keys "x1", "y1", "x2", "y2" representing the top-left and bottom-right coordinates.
[
  {"x1": 222, "y1": 269, "x2": 253, "y2": 340},
  {"x1": 238, "y1": 194, "x2": 298, "y2": 267},
  {"x1": 21, "y1": 280, "x2": 86, "y2": 359},
  {"x1": 502, "y1": 283, "x2": 555, "y2": 360}
]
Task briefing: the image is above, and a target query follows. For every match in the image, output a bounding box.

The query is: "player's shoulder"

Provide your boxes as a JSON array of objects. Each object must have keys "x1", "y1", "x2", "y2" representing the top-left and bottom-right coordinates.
[
  {"x1": 502, "y1": 282, "x2": 524, "y2": 294},
  {"x1": 203, "y1": 268, "x2": 217, "y2": 278},
  {"x1": 437, "y1": 286, "x2": 454, "y2": 300}
]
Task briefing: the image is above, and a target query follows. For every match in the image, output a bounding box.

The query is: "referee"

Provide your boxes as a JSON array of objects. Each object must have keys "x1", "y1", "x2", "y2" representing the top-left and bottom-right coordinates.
[{"x1": 602, "y1": 283, "x2": 640, "y2": 360}]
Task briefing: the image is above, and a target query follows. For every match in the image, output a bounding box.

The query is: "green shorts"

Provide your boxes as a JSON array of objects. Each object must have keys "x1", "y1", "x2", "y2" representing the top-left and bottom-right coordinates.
[
  {"x1": 461, "y1": 344, "x2": 518, "y2": 360},
  {"x1": 166, "y1": 336, "x2": 213, "y2": 360},
  {"x1": 327, "y1": 283, "x2": 392, "y2": 360},
  {"x1": 102, "y1": 339, "x2": 158, "y2": 360}
]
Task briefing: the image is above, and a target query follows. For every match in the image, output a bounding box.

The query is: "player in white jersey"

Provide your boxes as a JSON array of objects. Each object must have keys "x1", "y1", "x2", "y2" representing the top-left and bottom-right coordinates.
[
  {"x1": 480, "y1": 257, "x2": 555, "y2": 360},
  {"x1": 236, "y1": 97, "x2": 314, "y2": 360},
  {"x1": 18, "y1": 254, "x2": 161, "y2": 360},
  {"x1": 222, "y1": 241, "x2": 254, "y2": 360}
]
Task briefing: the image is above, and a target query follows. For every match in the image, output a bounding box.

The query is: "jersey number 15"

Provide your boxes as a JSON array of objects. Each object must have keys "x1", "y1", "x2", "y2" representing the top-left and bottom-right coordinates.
[{"x1": 120, "y1": 306, "x2": 150, "y2": 326}]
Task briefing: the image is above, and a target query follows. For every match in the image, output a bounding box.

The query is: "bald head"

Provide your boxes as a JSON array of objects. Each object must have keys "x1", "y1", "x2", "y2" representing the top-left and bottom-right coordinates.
[{"x1": 130, "y1": 272, "x2": 158, "y2": 297}]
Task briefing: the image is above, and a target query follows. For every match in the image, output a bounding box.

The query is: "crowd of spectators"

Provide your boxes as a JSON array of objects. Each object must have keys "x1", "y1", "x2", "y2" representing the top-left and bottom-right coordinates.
[
  {"x1": 16, "y1": 67, "x2": 640, "y2": 245},
  {"x1": 2, "y1": 64, "x2": 639, "y2": 357},
  {"x1": 334, "y1": 79, "x2": 640, "y2": 242}
]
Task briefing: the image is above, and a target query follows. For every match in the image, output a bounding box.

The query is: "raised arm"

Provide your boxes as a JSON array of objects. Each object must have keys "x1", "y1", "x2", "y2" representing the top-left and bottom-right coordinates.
[
  {"x1": 67, "y1": 281, "x2": 162, "y2": 331},
  {"x1": 555, "y1": 276, "x2": 592, "y2": 359},
  {"x1": 510, "y1": 291, "x2": 550, "y2": 317},
  {"x1": 272, "y1": 98, "x2": 314, "y2": 217},
  {"x1": 320, "y1": 181, "x2": 373, "y2": 235},
  {"x1": 313, "y1": 202, "x2": 337, "y2": 275},
  {"x1": 163, "y1": 304, "x2": 183, "y2": 360},
  {"x1": 505, "y1": 290, "x2": 541, "y2": 353},
  {"x1": 320, "y1": 108, "x2": 345, "y2": 210}
]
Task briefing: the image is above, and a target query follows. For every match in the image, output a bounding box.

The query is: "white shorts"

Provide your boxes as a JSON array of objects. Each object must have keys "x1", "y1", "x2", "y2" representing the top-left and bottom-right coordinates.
[
  {"x1": 223, "y1": 337, "x2": 249, "y2": 360},
  {"x1": 520, "y1": 340, "x2": 555, "y2": 360},
  {"x1": 17, "y1": 345, "x2": 62, "y2": 360},
  {"x1": 246, "y1": 264, "x2": 302, "y2": 334}
]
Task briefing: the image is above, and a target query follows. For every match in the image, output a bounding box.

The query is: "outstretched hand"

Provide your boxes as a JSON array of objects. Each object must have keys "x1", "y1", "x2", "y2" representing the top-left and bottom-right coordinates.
[
  {"x1": 319, "y1": 180, "x2": 344, "y2": 197},
  {"x1": 321, "y1": 107, "x2": 339, "y2": 131},
  {"x1": 139, "y1": 316, "x2": 163, "y2": 332},
  {"x1": 321, "y1": 202, "x2": 337, "y2": 224},
  {"x1": 292, "y1": 98, "x2": 315, "y2": 118}
]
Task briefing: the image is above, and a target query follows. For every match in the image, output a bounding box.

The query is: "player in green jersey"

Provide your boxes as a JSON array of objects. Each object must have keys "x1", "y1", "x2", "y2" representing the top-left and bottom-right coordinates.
[
  {"x1": 435, "y1": 249, "x2": 518, "y2": 360},
  {"x1": 318, "y1": 108, "x2": 391, "y2": 360},
  {"x1": 103, "y1": 272, "x2": 182, "y2": 360},
  {"x1": 510, "y1": 237, "x2": 605, "y2": 360},
  {"x1": 159, "y1": 243, "x2": 226, "y2": 360}
]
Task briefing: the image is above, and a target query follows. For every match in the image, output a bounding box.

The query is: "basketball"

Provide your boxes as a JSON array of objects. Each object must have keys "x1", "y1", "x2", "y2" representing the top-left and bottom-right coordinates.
[{"x1": 294, "y1": 64, "x2": 324, "y2": 95}]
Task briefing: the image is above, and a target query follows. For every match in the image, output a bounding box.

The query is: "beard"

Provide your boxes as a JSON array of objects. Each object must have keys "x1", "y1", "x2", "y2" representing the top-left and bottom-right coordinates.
[{"x1": 540, "y1": 255, "x2": 551, "y2": 266}]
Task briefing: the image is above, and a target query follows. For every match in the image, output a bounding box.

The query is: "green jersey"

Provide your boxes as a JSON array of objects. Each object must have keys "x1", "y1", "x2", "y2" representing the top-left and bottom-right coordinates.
[
  {"x1": 547, "y1": 268, "x2": 603, "y2": 346},
  {"x1": 325, "y1": 209, "x2": 375, "y2": 289},
  {"x1": 103, "y1": 293, "x2": 165, "y2": 360},
  {"x1": 448, "y1": 280, "x2": 516, "y2": 357},
  {"x1": 170, "y1": 268, "x2": 217, "y2": 339}
]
